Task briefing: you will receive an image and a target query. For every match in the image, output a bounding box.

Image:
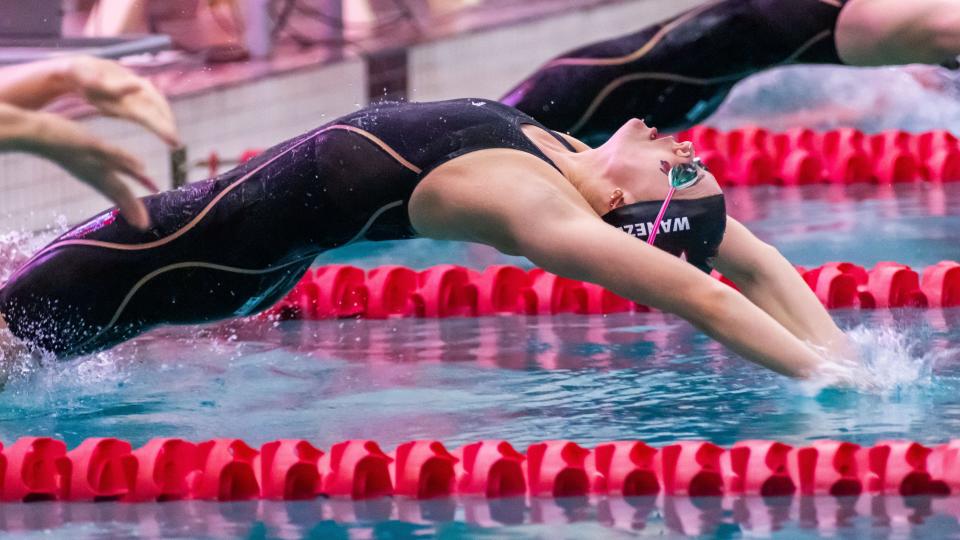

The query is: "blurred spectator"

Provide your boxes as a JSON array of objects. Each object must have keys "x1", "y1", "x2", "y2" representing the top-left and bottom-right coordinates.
[
  {"x1": 0, "y1": 55, "x2": 180, "y2": 229},
  {"x1": 84, "y1": 0, "x2": 249, "y2": 62}
]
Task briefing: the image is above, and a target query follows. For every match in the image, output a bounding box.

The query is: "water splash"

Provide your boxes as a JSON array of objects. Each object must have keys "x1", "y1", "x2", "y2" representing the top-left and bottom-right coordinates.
[
  {"x1": 806, "y1": 325, "x2": 949, "y2": 394},
  {"x1": 0, "y1": 216, "x2": 68, "y2": 284},
  {"x1": 711, "y1": 65, "x2": 960, "y2": 133}
]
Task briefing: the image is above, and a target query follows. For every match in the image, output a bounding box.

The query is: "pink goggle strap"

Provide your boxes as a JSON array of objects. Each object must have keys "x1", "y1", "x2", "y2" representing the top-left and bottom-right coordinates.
[{"x1": 647, "y1": 186, "x2": 676, "y2": 245}]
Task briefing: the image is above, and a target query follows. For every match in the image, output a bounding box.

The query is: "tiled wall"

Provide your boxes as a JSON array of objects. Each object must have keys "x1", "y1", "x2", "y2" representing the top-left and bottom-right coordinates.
[{"x1": 0, "y1": 0, "x2": 703, "y2": 232}]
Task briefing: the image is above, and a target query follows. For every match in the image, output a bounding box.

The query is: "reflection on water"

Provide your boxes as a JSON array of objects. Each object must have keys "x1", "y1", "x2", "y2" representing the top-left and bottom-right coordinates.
[
  {"x1": 2, "y1": 495, "x2": 960, "y2": 539},
  {"x1": 0, "y1": 309, "x2": 957, "y2": 452}
]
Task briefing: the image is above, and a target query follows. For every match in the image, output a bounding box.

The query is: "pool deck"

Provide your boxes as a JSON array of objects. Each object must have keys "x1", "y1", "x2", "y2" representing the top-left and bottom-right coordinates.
[{"x1": 0, "y1": 0, "x2": 704, "y2": 232}]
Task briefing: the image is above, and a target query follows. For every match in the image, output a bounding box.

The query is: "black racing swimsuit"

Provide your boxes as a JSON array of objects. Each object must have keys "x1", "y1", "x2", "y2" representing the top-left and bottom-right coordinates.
[
  {"x1": 502, "y1": 0, "x2": 850, "y2": 144},
  {"x1": 0, "y1": 99, "x2": 575, "y2": 356}
]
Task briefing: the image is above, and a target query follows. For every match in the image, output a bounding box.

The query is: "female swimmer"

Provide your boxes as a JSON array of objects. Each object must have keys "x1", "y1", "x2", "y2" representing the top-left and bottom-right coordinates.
[
  {"x1": 502, "y1": 0, "x2": 960, "y2": 143},
  {"x1": 0, "y1": 99, "x2": 847, "y2": 377}
]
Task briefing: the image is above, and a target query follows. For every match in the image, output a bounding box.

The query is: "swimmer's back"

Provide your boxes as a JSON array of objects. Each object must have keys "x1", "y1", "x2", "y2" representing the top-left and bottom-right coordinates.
[
  {"x1": 0, "y1": 99, "x2": 576, "y2": 356},
  {"x1": 503, "y1": 0, "x2": 851, "y2": 141}
]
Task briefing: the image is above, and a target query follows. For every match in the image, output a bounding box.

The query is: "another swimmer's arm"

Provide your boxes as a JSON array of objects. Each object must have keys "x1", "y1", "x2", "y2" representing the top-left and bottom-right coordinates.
[
  {"x1": 714, "y1": 217, "x2": 850, "y2": 356},
  {"x1": 0, "y1": 103, "x2": 156, "y2": 229},
  {"x1": 0, "y1": 56, "x2": 179, "y2": 146},
  {"x1": 0, "y1": 57, "x2": 77, "y2": 110}
]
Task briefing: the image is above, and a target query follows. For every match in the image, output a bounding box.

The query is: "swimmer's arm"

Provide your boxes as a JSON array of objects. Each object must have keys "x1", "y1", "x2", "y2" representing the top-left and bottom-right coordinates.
[
  {"x1": 714, "y1": 217, "x2": 850, "y2": 355},
  {"x1": 0, "y1": 56, "x2": 179, "y2": 146},
  {"x1": 411, "y1": 160, "x2": 825, "y2": 377},
  {"x1": 513, "y1": 213, "x2": 827, "y2": 377},
  {"x1": 0, "y1": 57, "x2": 81, "y2": 110},
  {"x1": 0, "y1": 104, "x2": 36, "y2": 149},
  {"x1": 0, "y1": 103, "x2": 155, "y2": 229}
]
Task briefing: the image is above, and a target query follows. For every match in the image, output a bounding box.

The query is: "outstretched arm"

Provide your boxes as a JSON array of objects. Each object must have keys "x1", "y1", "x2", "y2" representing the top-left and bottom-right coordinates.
[
  {"x1": 513, "y1": 208, "x2": 828, "y2": 377},
  {"x1": 714, "y1": 217, "x2": 850, "y2": 355},
  {"x1": 411, "y1": 154, "x2": 828, "y2": 377}
]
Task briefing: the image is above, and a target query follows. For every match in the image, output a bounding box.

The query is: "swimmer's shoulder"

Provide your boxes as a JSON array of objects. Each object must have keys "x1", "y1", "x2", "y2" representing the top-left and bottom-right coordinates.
[{"x1": 409, "y1": 149, "x2": 595, "y2": 253}]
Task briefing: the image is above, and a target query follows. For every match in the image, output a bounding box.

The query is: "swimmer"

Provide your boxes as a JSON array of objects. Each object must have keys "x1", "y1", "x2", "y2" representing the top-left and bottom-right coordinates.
[
  {"x1": 502, "y1": 0, "x2": 960, "y2": 143},
  {"x1": 0, "y1": 99, "x2": 847, "y2": 377}
]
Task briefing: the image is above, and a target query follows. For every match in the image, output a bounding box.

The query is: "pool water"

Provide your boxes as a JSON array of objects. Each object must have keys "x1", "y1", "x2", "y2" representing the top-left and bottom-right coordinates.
[{"x1": 2, "y1": 67, "x2": 960, "y2": 538}]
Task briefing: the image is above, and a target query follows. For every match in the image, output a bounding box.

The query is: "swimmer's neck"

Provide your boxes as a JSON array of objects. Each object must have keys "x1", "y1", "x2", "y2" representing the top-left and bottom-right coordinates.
[{"x1": 520, "y1": 124, "x2": 718, "y2": 213}]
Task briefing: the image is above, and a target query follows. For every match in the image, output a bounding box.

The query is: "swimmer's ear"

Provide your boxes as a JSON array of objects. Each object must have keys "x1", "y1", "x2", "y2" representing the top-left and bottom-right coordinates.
[{"x1": 660, "y1": 161, "x2": 671, "y2": 175}]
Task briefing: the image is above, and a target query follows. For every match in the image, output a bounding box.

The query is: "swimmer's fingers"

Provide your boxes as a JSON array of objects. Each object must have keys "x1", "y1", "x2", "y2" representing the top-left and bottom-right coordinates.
[
  {"x1": 97, "y1": 142, "x2": 161, "y2": 194},
  {"x1": 107, "y1": 81, "x2": 181, "y2": 148},
  {"x1": 72, "y1": 56, "x2": 181, "y2": 147},
  {"x1": 89, "y1": 85, "x2": 181, "y2": 148},
  {"x1": 132, "y1": 94, "x2": 180, "y2": 148},
  {"x1": 26, "y1": 111, "x2": 156, "y2": 229},
  {"x1": 94, "y1": 172, "x2": 151, "y2": 231},
  {"x1": 80, "y1": 142, "x2": 154, "y2": 229}
]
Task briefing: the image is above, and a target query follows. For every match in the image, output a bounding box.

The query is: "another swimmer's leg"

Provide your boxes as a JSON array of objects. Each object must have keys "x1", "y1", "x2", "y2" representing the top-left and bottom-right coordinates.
[{"x1": 836, "y1": 0, "x2": 960, "y2": 65}]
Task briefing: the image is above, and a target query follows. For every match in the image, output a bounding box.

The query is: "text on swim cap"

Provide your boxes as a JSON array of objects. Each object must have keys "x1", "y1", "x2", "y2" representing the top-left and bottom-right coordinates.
[{"x1": 618, "y1": 216, "x2": 690, "y2": 238}]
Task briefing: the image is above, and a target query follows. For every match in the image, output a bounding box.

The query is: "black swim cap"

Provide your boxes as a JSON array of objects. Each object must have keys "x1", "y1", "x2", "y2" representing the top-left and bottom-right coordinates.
[{"x1": 601, "y1": 194, "x2": 727, "y2": 273}]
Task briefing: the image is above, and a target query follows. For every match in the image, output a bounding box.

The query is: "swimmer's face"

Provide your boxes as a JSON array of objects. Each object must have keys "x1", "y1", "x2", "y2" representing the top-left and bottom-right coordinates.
[{"x1": 595, "y1": 119, "x2": 720, "y2": 211}]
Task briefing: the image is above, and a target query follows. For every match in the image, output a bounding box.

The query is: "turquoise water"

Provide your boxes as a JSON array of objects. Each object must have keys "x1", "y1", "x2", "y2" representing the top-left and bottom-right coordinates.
[{"x1": 0, "y1": 184, "x2": 958, "y2": 538}]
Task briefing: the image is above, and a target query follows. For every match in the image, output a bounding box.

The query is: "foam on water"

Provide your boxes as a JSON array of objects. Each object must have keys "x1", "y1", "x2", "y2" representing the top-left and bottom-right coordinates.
[
  {"x1": 806, "y1": 324, "x2": 951, "y2": 394},
  {"x1": 0, "y1": 215, "x2": 67, "y2": 283},
  {"x1": 0, "y1": 217, "x2": 132, "y2": 392},
  {"x1": 711, "y1": 65, "x2": 960, "y2": 133}
]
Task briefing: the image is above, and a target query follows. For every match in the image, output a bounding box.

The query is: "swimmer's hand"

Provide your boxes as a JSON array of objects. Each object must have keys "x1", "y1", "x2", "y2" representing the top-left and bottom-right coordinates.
[
  {"x1": 69, "y1": 56, "x2": 181, "y2": 148},
  {"x1": 19, "y1": 108, "x2": 159, "y2": 230}
]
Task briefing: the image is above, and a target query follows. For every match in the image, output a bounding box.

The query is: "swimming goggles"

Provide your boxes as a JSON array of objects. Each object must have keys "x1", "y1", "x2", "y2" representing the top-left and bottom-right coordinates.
[{"x1": 647, "y1": 157, "x2": 708, "y2": 245}]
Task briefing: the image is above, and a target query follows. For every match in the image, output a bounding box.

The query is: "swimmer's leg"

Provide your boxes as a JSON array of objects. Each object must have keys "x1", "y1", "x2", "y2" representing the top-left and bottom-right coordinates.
[
  {"x1": 502, "y1": 0, "x2": 851, "y2": 141},
  {"x1": 0, "y1": 155, "x2": 318, "y2": 356},
  {"x1": 836, "y1": 0, "x2": 960, "y2": 66}
]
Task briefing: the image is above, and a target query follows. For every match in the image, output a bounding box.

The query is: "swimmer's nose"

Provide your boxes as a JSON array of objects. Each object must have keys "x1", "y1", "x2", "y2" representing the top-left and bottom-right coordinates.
[{"x1": 626, "y1": 118, "x2": 659, "y2": 140}]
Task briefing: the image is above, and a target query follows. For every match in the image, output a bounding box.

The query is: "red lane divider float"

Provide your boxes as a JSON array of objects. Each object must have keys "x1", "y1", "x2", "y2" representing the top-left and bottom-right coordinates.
[
  {"x1": 3, "y1": 438, "x2": 960, "y2": 502},
  {"x1": 265, "y1": 261, "x2": 960, "y2": 321},
  {"x1": 675, "y1": 126, "x2": 960, "y2": 185},
  {"x1": 208, "y1": 127, "x2": 958, "y2": 184}
]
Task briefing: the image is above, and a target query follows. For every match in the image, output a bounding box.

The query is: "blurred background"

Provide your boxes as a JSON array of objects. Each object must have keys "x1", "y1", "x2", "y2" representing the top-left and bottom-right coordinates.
[{"x1": 1, "y1": 0, "x2": 959, "y2": 233}]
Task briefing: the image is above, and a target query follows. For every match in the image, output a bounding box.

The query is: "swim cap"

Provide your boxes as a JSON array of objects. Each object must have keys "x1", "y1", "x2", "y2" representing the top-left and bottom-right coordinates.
[{"x1": 601, "y1": 194, "x2": 727, "y2": 273}]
